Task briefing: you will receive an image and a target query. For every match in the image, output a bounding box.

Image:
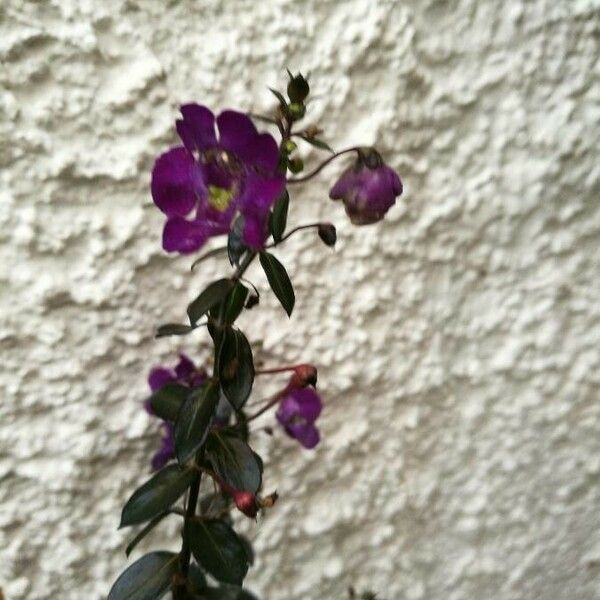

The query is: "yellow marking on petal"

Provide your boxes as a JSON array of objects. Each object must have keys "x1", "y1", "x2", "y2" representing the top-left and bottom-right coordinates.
[{"x1": 207, "y1": 185, "x2": 234, "y2": 211}]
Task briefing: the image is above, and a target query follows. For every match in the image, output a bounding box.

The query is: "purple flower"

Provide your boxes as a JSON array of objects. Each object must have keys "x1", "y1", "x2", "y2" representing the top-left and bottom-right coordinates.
[
  {"x1": 276, "y1": 387, "x2": 323, "y2": 449},
  {"x1": 151, "y1": 104, "x2": 285, "y2": 254},
  {"x1": 145, "y1": 354, "x2": 207, "y2": 469},
  {"x1": 151, "y1": 423, "x2": 175, "y2": 471},
  {"x1": 329, "y1": 149, "x2": 402, "y2": 225}
]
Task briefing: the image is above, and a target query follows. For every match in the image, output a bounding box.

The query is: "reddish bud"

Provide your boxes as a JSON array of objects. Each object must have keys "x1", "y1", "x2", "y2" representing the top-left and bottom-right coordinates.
[
  {"x1": 290, "y1": 364, "x2": 318, "y2": 388},
  {"x1": 232, "y1": 490, "x2": 259, "y2": 518}
]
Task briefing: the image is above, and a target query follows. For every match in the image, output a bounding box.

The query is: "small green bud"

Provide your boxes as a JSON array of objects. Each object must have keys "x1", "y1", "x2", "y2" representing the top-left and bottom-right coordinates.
[
  {"x1": 288, "y1": 157, "x2": 304, "y2": 173},
  {"x1": 288, "y1": 102, "x2": 306, "y2": 121},
  {"x1": 282, "y1": 139, "x2": 297, "y2": 154},
  {"x1": 287, "y1": 72, "x2": 310, "y2": 103}
]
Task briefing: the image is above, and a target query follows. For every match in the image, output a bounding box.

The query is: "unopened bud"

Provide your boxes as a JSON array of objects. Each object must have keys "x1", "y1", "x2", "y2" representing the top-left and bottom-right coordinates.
[
  {"x1": 282, "y1": 139, "x2": 297, "y2": 154},
  {"x1": 232, "y1": 490, "x2": 259, "y2": 518},
  {"x1": 318, "y1": 223, "x2": 337, "y2": 247},
  {"x1": 288, "y1": 157, "x2": 304, "y2": 173},
  {"x1": 288, "y1": 102, "x2": 306, "y2": 121},
  {"x1": 290, "y1": 363, "x2": 318, "y2": 388},
  {"x1": 287, "y1": 72, "x2": 310, "y2": 103}
]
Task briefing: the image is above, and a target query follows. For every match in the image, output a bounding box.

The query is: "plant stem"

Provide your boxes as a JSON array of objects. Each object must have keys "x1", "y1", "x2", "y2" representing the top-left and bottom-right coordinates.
[
  {"x1": 233, "y1": 251, "x2": 258, "y2": 280},
  {"x1": 265, "y1": 223, "x2": 321, "y2": 248},
  {"x1": 175, "y1": 471, "x2": 201, "y2": 597},
  {"x1": 287, "y1": 146, "x2": 361, "y2": 184},
  {"x1": 246, "y1": 389, "x2": 287, "y2": 422},
  {"x1": 256, "y1": 364, "x2": 302, "y2": 375},
  {"x1": 181, "y1": 474, "x2": 201, "y2": 572}
]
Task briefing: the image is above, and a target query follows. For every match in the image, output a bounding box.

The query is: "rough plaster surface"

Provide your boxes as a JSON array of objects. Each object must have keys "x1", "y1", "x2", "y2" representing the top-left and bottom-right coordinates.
[{"x1": 1, "y1": 0, "x2": 599, "y2": 598}]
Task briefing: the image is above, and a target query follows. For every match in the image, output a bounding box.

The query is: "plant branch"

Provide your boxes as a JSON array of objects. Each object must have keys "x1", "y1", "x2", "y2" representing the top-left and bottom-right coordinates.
[
  {"x1": 287, "y1": 146, "x2": 361, "y2": 184},
  {"x1": 246, "y1": 389, "x2": 287, "y2": 422},
  {"x1": 265, "y1": 223, "x2": 322, "y2": 248}
]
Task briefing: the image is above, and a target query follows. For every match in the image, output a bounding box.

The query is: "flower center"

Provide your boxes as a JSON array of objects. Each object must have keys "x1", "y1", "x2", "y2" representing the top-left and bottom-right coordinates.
[{"x1": 207, "y1": 185, "x2": 234, "y2": 212}]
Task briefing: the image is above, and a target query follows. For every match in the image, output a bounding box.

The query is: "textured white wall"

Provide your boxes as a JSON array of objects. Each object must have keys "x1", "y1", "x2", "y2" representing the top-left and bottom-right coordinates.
[{"x1": 1, "y1": 1, "x2": 599, "y2": 598}]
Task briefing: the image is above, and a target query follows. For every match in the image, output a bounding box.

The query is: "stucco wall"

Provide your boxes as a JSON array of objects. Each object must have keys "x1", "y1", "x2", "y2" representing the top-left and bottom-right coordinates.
[{"x1": 1, "y1": 1, "x2": 599, "y2": 598}]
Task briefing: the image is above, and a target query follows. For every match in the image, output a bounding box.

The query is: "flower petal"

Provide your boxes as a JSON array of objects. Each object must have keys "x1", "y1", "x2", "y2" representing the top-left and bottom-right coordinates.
[
  {"x1": 179, "y1": 104, "x2": 217, "y2": 151},
  {"x1": 293, "y1": 388, "x2": 323, "y2": 422},
  {"x1": 253, "y1": 132, "x2": 281, "y2": 172},
  {"x1": 241, "y1": 214, "x2": 267, "y2": 249},
  {"x1": 217, "y1": 110, "x2": 260, "y2": 165},
  {"x1": 148, "y1": 367, "x2": 176, "y2": 392},
  {"x1": 175, "y1": 354, "x2": 195, "y2": 380},
  {"x1": 287, "y1": 422, "x2": 320, "y2": 449},
  {"x1": 239, "y1": 172, "x2": 286, "y2": 249},
  {"x1": 151, "y1": 147, "x2": 203, "y2": 217},
  {"x1": 329, "y1": 167, "x2": 358, "y2": 200},
  {"x1": 162, "y1": 217, "x2": 208, "y2": 254}
]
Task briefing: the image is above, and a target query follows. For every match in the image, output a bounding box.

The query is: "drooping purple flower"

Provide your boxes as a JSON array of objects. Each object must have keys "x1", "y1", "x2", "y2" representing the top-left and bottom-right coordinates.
[
  {"x1": 145, "y1": 354, "x2": 207, "y2": 469},
  {"x1": 151, "y1": 104, "x2": 286, "y2": 254},
  {"x1": 329, "y1": 149, "x2": 402, "y2": 225},
  {"x1": 276, "y1": 387, "x2": 323, "y2": 449}
]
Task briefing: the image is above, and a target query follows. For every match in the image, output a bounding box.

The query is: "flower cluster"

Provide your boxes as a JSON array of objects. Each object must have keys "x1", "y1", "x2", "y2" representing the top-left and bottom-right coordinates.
[{"x1": 110, "y1": 72, "x2": 402, "y2": 600}]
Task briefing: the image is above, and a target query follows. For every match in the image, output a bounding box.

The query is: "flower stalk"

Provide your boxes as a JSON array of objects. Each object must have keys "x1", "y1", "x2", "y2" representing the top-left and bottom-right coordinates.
[{"x1": 108, "y1": 71, "x2": 403, "y2": 600}]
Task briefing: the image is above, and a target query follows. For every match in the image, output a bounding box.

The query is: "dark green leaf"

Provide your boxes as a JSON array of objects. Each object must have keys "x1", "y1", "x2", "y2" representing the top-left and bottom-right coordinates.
[
  {"x1": 108, "y1": 551, "x2": 178, "y2": 600},
  {"x1": 297, "y1": 134, "x2": 334, "y2": 153},
  {"x1": 268, "y1": 87, "x2": 288, "y2": 110},
  {"x1": 228, "y1": 217, "x2": 247, "y2": 267},
  {"x1": 125, "y1": 511, "x2": 170, "y2": 557},
  {"x1": 189, "y1": 519, "x2": 249, "y2": 586},
  {"x1": 206, "y1": 431, "x2": 263, "y2": 493},
  {"x1": 223, "y1": 282, "x2": 249, "y2": 325},
  {"x1": 155, "y1": 323, "x2": 195, "y2": 338},
  {"x1": 259, "y1": 252, "x2": 295, "y2": 317},
  {"x1": 149, "y1": 383, "x2": 190, "y2": 422},
  {"x1": 218, "y1": 328, "x2": 255, "y2": 410},
  {"x1": 188, "y1": 279, "x2": 234, "y2": 326},
  {"x1": 120, "y1": 465, "x2": 195, "y2": 527},
  {"x1": 174, "y1": 382, "x2": 220, "y2": 464},
  {"x1": 269, "y1": 190, "x2": 289, "y2": 243},
  {"x1": 239, "y1": 535, "x2": 255, "y2": 566},
  {"x1": 188, "y1": 564, "x2": 208, "y2": 593}
]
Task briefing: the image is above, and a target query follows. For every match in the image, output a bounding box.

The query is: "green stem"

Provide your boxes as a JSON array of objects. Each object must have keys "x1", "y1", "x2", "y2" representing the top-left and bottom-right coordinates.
[{"x1": 287, "y1": 146, "x2": 361, "y2": 184}]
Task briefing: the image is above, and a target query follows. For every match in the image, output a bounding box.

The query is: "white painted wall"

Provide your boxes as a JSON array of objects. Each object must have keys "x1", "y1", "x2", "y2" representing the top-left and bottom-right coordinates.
[{"x1": 1, "y1": 1, "x2": 599, "y2": 598}]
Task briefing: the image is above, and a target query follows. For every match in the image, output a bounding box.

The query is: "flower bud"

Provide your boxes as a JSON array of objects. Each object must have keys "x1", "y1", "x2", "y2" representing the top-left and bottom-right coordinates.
[
  {"x1": 232, "y1": 490, "x2": 259, "y2": 518},
  {"x1": 287, "y1": 72, "x2": 310, "y2": 103},
  {"x1": 282, "y1": 139, "x2": 297, "y2": 154},
  {"x1": 318, "y1": 223, "x2": 337, "y2": 247},
  {"x1": 288, "y1": 102, "x2": 306, "y2": 121},
  {"x1": 329, "y1": 149, "x2": 402, "y2": 225},
  {"x1": 290, "y1": 363, "x2": 318, "y2": 388},
  {"x1": 288, "y1": 157, "x2": 304, "y2": 173}
]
